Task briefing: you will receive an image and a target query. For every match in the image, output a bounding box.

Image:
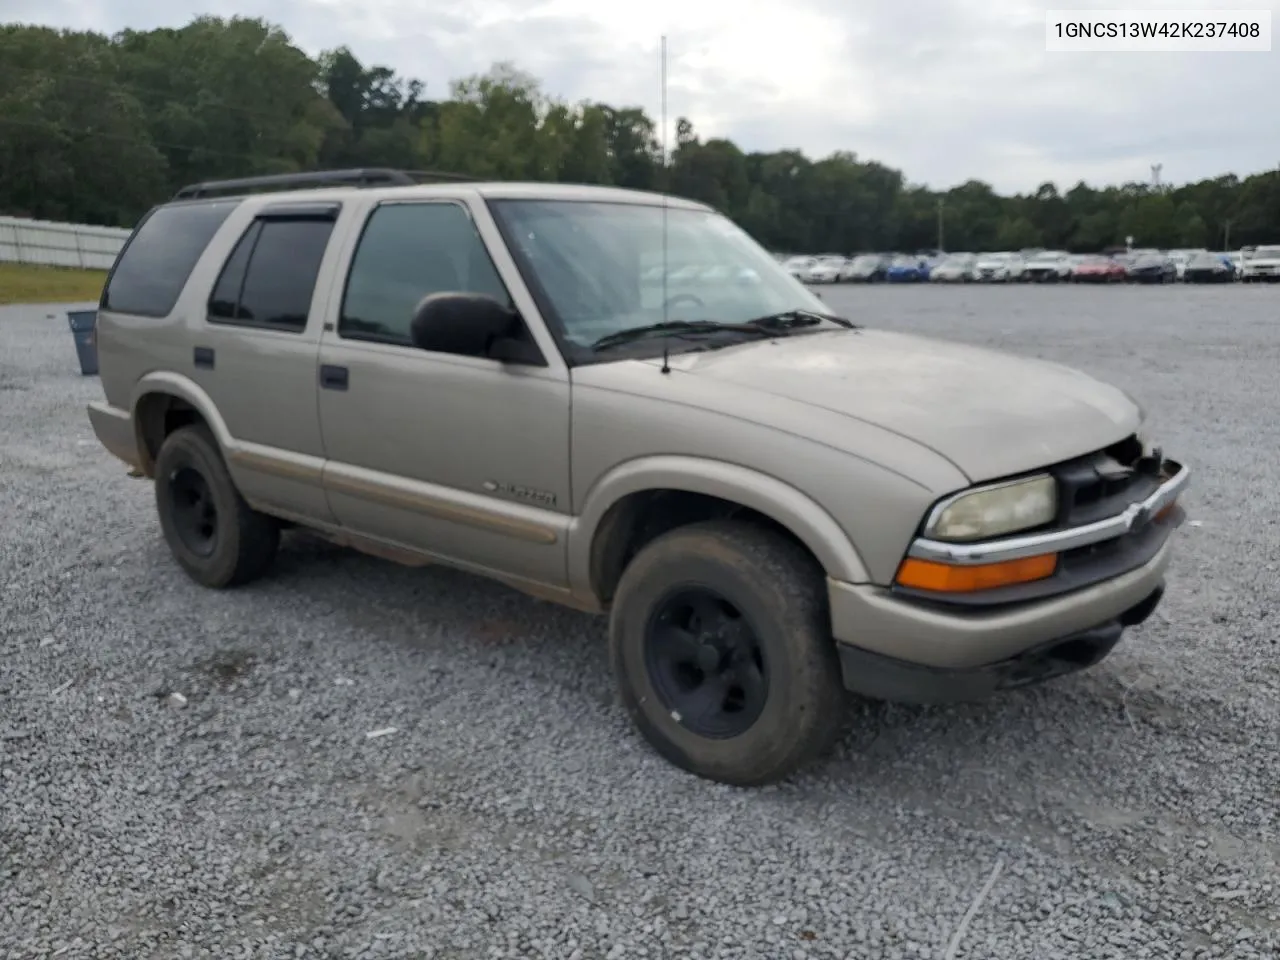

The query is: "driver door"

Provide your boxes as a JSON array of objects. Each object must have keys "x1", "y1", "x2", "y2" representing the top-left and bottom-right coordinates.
[{"x1": 315, "y1": 197, "x2": 572, "y2": 589}]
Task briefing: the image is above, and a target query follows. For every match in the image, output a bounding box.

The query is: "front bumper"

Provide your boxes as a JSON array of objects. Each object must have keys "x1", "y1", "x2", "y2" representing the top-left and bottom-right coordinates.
[
  {"x1": 827, "y1": 456, "x2": 1188, "y2": 699},
  {"x1": 832, "y1": 583, "x2": 1165, "y2": 704}
]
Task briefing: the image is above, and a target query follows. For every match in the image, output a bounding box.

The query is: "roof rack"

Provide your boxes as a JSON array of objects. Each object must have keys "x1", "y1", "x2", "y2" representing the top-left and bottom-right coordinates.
[{"x1": 172, "y1": 168, "x2": 480, "y2": 200}]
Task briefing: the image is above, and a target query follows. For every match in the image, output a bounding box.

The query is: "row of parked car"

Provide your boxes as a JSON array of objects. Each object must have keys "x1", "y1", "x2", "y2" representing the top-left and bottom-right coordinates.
[{"x1": 780, "y1": 246, "x2": 1280, "y2": 285}]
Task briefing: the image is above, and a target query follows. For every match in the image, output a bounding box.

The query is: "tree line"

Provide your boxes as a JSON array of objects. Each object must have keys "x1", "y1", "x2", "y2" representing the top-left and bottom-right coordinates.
[{"x1": 2, "y1": 16, "x2": 1277, "y2": 253}]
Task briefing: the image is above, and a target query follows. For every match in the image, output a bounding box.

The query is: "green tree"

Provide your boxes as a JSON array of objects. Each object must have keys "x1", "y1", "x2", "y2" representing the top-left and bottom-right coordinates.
[{"x1": 1, "y1": 16, "x2": 1277, "y2": 256}]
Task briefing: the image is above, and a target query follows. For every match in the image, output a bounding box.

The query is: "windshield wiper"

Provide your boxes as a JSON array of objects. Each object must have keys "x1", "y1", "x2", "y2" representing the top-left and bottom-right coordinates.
[
  {"x1": 744, "y1": 309, "x2": 857, "y2": 330},
  {"x1": 591, "y1": 320, "x2": 772, "y2": 351}
]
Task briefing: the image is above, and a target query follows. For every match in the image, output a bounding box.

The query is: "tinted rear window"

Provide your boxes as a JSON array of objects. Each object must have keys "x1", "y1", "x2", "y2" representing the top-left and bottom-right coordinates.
[
  {"x1": 209, "y1": 217, "x2": 335, "y2": 332},
  {"x1": 102, "y1": 200, "x2": 240, "y2": 317}
]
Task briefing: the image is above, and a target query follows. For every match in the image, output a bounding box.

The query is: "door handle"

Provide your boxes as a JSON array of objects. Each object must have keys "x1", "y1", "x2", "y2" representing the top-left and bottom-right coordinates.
[
  {"x1": 193, "y1": 346, "x2": 215, "y2": 369},
  {"x1": 319, "y1": 364, "x2": 348, "y2": 390}
]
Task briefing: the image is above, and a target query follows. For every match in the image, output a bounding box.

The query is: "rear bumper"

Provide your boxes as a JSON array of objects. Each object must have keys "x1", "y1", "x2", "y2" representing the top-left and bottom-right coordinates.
[
  {"x1": 87, "y1": 401, "x2": 141, "y2": 469},
  {"x1": 832, "y1": 584, "x2": 1164, "y2": 704}
]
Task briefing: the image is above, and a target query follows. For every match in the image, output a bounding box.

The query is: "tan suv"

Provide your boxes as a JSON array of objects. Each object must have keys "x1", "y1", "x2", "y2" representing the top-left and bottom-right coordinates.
[{"x1": 87, "y1": 168, "x2": 1190, "y2": 786}]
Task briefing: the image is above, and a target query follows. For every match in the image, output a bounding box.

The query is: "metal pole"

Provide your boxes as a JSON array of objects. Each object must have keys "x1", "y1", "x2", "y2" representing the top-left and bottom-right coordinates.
[{"x1": 937, "y1": 199, "x2": 944, "y2": 253}]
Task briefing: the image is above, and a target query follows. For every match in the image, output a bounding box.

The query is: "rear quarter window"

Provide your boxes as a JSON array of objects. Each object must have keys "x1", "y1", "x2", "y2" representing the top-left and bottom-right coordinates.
[{"x1": 101, "y1": 200, "x2": 240, "y2": 317}]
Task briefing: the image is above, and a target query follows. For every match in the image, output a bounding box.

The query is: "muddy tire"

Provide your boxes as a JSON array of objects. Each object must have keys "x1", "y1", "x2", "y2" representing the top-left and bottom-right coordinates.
[
  {"x1": 609, "y1": 520, "x2": 845, "y2": 786},
  {"x1": 154, "y1": 425, "x2": 280, "y2": 588}
]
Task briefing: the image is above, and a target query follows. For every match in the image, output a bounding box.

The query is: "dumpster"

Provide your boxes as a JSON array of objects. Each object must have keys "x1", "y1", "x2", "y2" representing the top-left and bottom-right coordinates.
[{"x1": 67, "y1": 309, "x2": 99, "y2": 376}]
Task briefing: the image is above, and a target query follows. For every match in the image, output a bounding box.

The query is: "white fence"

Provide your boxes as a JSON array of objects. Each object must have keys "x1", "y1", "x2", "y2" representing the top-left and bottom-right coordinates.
[{"x1": 0, "y1": 216, "x2": 130, "y2": 271}]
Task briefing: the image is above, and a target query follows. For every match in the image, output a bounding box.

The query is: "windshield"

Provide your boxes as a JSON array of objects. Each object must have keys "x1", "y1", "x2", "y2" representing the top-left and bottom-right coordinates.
[
  {"x1": 1251, "y1": 246, "x2": 1280, "y2": 257},
  {"x1": 852, "y1": 255, "x2": 881, "y2": 267},
  {"x1": 891, "y1": 255, "x2": 920, "y2": 267},
  {"x1": 489, "y1": 199, "x2": 832, "y2": 352}
]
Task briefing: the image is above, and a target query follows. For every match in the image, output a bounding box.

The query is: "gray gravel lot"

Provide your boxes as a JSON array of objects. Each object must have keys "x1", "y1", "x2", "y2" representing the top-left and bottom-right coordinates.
[{"x1": 2, "y1": 285, "x2": 1278, "y2": 959}]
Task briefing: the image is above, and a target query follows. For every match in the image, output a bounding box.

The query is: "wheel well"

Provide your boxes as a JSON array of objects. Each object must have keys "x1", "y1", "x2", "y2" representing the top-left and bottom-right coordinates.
[
  {"x1": 589, "y1": 489, "x2": 823, "y2": 605},
  {"x1": 135, "y1": 393, "x2": 207, "y2": 475}
]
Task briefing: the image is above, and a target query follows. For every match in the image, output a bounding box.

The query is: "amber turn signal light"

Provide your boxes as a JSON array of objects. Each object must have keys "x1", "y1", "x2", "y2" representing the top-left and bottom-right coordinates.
[{"x1": 895, "y1": 553, "x2": 1058, "y2": 593}]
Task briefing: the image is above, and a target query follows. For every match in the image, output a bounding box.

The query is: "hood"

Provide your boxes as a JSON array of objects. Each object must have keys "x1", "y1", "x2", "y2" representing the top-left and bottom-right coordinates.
[{"x1": 658, "y1": 329, "x2": 1139, "y2": 483}]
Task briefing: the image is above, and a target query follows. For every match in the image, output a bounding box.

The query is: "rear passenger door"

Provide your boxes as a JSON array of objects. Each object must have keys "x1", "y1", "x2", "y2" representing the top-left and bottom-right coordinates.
[
  {"x1": 191, "y1": 201, "x2": 346, "y2": 524},
  {"x1": 314, "y1": 197, "x2": 572, "y2": 589}
]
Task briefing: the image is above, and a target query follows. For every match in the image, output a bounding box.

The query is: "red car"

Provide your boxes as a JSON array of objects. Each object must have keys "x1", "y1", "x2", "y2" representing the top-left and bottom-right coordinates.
[{"x1": 1071, "y1": 256, "x2": 1127, "y2": 283}]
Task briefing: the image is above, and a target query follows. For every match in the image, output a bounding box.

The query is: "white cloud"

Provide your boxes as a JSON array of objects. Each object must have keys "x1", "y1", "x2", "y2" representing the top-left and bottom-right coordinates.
[{"x1": 10, "y1": 0, "x2": 1280, "y2": 192}]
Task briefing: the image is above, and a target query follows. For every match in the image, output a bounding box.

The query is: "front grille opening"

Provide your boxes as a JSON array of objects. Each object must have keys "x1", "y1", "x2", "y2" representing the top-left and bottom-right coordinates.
[
  {"x1": 1105, "y1": 434, "x2": 1145, "y2": 466},
  {"x1": 1074, "y1": 475, "x2": 1137, "y2": 508},
  {"x1": 1054, "y1": 434, "x2": 1158, "y2": 527},
  {"x1": 1061, "y1": 536, "x2": 1126, "y2": 569}
]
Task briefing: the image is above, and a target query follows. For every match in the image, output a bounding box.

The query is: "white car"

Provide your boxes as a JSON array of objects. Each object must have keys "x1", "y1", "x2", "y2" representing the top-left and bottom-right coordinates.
[
  {"x1": 973, "y1": 252, "x2": 1019, "y2": 282},
  {"x1": 783, "y1": 256, "x2": 816, "y2": 281},
  {"x1": 1240, "y1": 245, "x2": 1280, "y2": 282},
  {"x1": 1166, "y1": 249, "x2": 1206, "y2": 281},
  {"x1": 805, "y1": 256, "x2": 847, "y2": 283},
  {"x1": 839, "y1": 254, "x2": 886, "y2": 282},
  {"x1": 928, "y1": 253, "x2": 976, "y2": 282},
  {"x1": 1022, "y1": 251, "x2": 1073, "y2": 282}
]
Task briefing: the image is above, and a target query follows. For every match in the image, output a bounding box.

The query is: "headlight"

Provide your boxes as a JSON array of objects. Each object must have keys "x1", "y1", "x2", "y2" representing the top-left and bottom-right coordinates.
[{"x1": 924, "y1": 475, "x2": 1057, "y2": 542}]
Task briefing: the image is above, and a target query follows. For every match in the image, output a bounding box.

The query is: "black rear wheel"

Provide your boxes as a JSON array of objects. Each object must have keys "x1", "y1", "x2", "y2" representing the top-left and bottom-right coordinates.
[{"x1": 154, "y1": 425, "x2": 280, "y2": 588}]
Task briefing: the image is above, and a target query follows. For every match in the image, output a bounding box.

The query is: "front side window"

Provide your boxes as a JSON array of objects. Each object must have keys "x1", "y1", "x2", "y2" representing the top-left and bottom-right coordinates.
[
  {"x1": 487, "y1": 199, "x2": 833, "y2": 357},
  {"x1": 207, "y1": 217, "x2": 335, "y2": 332},
  {"x1": 339, "y1": 202, "x2": 512, "y2": 349}
]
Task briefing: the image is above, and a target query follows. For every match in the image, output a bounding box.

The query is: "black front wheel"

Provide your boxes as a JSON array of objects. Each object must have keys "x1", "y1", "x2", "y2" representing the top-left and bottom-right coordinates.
[
  {"x1": 609, "y1": 520, "x2": 845, "y2": 785},
  {"x1": 154, "y1": 425, "x2": 280, "y2": 588}
]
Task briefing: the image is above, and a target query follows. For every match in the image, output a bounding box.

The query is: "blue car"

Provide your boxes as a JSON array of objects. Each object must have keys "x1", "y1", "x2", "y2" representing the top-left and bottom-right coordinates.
[{"x1": 885, "y1": 254, "x2": 929, "y2": 282}]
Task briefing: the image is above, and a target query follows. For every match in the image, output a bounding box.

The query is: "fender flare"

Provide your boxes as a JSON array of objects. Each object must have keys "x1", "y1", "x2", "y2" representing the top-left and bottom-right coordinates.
[
  {"x1": 571, "y1": 455, "x2": 871, "y2": 595},
  {"x1": 130, "y1": 372, "x2": 234, "y2": 470}
]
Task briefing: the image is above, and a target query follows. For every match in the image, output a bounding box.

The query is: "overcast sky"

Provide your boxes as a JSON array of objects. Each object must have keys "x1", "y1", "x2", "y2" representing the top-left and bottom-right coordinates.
[{"x1": 9, "y1": 0, "x2": 1279, "y2": 193}]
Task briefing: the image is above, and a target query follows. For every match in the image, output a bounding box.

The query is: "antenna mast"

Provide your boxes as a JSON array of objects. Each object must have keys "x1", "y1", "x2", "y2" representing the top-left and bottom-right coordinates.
[{"x1": 659, "y1": 34, "x2": 671, "y2": 374}]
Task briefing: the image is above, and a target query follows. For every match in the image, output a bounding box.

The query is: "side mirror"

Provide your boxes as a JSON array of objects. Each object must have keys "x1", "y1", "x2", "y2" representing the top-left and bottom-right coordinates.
[{"x1": 409, "y1": 292, "x2": 546, "y2": 366}]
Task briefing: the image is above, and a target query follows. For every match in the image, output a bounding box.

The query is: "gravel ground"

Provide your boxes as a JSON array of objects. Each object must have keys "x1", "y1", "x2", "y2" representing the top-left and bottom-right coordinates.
[{"x1": 2, "y1": 285, "x2": 1278, "y2": 960}]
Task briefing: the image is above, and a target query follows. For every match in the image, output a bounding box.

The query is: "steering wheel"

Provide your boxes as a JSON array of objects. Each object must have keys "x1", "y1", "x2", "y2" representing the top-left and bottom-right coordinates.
[{"x1": 664, "y1": 293, "x2": 704, "y2": 311}]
